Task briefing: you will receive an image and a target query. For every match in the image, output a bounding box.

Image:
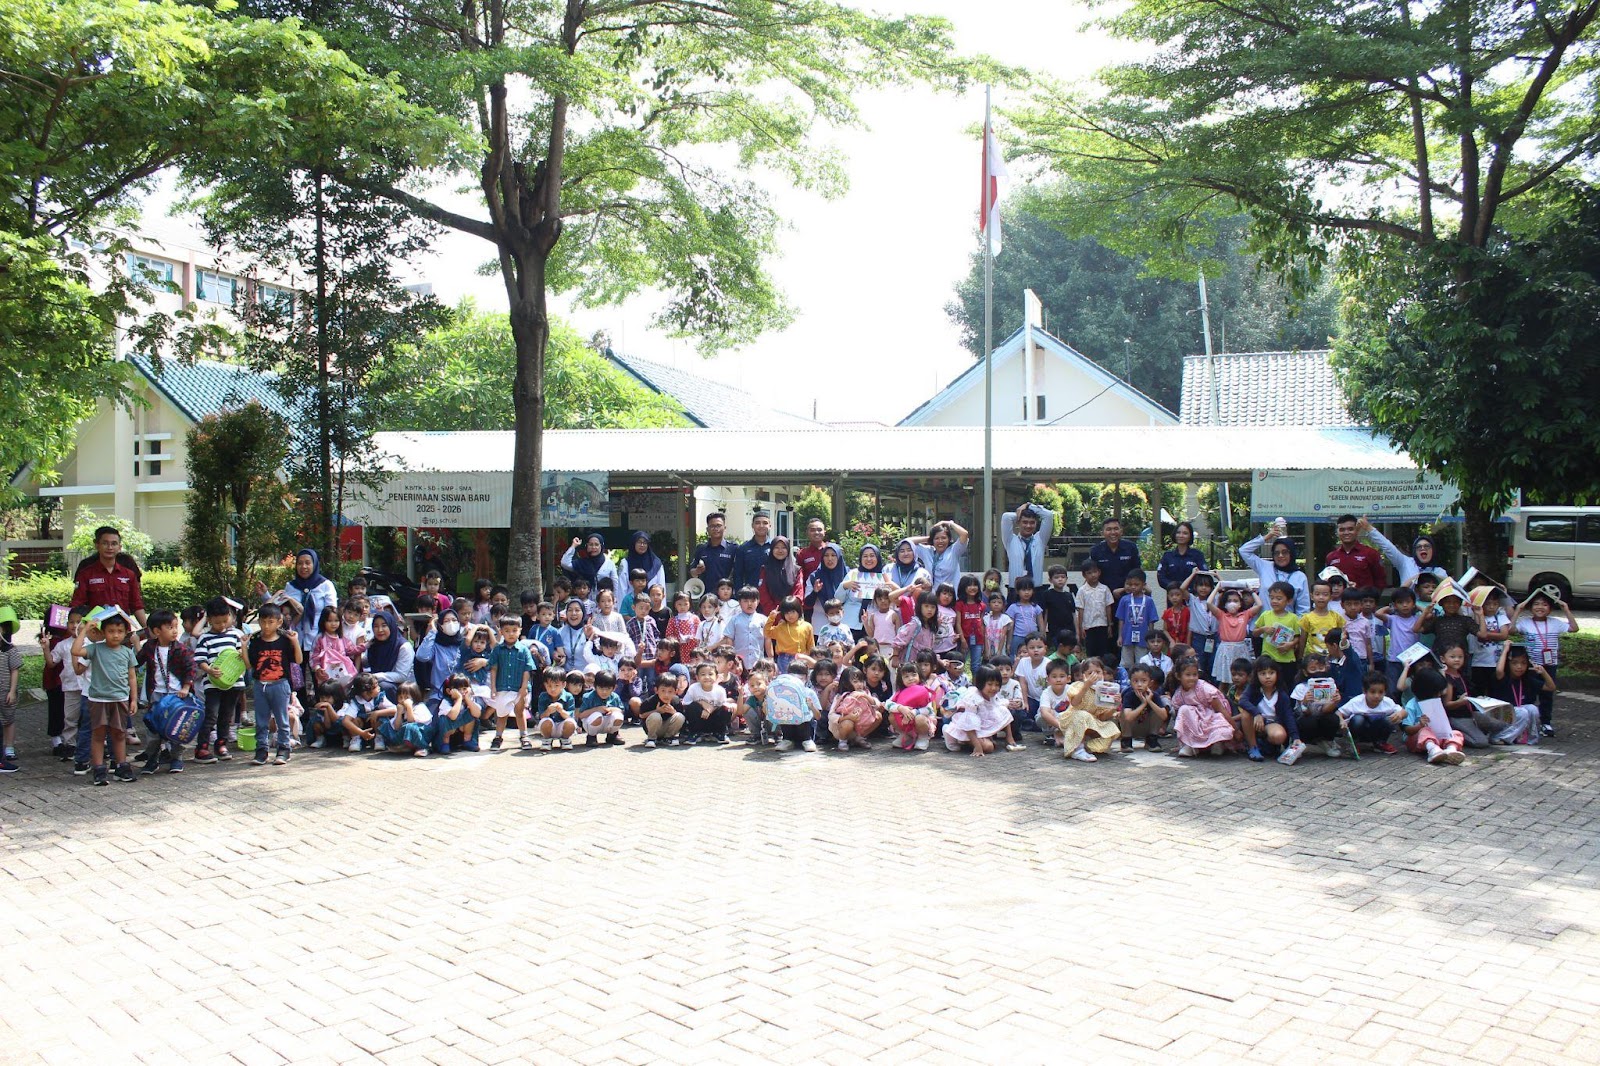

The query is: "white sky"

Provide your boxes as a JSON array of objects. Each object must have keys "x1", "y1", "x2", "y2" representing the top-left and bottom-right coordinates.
[{"x1": 411, "y1": 1, "x2": 1121, "y2": 424}]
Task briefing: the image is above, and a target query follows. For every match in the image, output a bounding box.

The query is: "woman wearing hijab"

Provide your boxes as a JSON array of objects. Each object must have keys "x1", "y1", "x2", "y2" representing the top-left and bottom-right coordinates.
[
  {"x1": 259, "y1": 548, "x2": 339, "y2": 654},
  {"x1": 841, "y1": 545, "x2": 889, "y2": 629},
  {"x1": 365, "y1": 610, "x2": 416, "y2": 699},
  {"x1": 1240, "y1": 527, "x2": 1312, "y2": 614},
  {"x1": 1363, "y1": 523, "x2": 1450, "y2": 586},
  {"x1": 908, "y1": 521, "x2": 970, "y2": 592},
  {"x1": 805, "y1": 541, "x2": 850, "y2": 630},
  {"x1": 757, "y1": 536, "x2": 805, "y2": 615},
  {"x1": 414, "y1": 607, "x2": 465, "y2": 706},
  {"x1": 621, "y1": 531, "x2": 666, "y2": 591},
  {"x1": 884, "y1": 539, "x2": 931, "y2": 597},
  {"x1": 560, "y1": 532, "x2": 618, "y2": 592}
]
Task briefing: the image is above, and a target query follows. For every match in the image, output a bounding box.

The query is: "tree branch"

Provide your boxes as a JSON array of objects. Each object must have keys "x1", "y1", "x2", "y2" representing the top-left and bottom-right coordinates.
[{"x1": 324, "y1": 168, "x2": 497, "y2": 242}]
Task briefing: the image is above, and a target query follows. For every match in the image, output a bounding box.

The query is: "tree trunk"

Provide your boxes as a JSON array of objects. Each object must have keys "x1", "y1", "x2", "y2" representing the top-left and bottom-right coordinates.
[
  {"x1": 504, "y1": 247, "x2": 549, "y2": 598},
  {"x1": 1460, "y1": 494, "x2": 1503, "y2": 580}
]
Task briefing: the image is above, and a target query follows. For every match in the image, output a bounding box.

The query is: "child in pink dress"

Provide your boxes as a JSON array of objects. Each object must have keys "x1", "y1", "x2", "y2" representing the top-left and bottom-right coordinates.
[
  {"x1": 1170, "y1": 659, "x2": 1239, "y2": 756},
  {"x1": 310, "y1": 606, "x2": 361, "y2": 691}
]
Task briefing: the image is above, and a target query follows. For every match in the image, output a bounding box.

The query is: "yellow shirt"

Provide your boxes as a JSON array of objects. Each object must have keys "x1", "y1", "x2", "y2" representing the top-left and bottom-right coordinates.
[
  {"x1": 1299, "y1": 609, "x2": 1342, "y2": 658},
  {"x1": 764, "y1": 615, "x2": 814, "y2": 656}
]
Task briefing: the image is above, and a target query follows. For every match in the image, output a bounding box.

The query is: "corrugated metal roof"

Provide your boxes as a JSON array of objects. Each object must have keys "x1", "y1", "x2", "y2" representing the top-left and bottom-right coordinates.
[
  {"x1": 1179, "y1": 350, "x2": 1358, "y2": 428},
  {"x1": 128, "y1": 353, "x2": 286, "y2": 423},
  {"x1": 603, "y1": 349, "x2": 820, "y2": 430},
  {"x1": 370, "y1": 425, "x2": 1416, "y2": 480}
]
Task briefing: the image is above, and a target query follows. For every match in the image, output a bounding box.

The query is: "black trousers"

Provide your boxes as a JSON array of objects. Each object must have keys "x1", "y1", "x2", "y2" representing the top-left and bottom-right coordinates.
[
  {"x1": 201, "y1": 688, "x2": 242, "y2": 746},
  {"x1": 682, "y1": 705, "x2": 732, "y2": 737}
]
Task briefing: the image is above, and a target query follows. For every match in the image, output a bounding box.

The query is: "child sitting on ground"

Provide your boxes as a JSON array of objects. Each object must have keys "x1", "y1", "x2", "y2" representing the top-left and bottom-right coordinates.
[
  {"x1": 535, "y1": 666, "x2": 579, "y2": 751},
  {"x1": 580, "y1": 670, "x2": 626, "y2": 747},
  {"x1": 885, "y1": 663, "x2": 937, "y2": 751},
  {"x1": 1338, "y1": 670, "x2": 1403, "y2": 755},
  {"x1": 1118, "y1": 662, "x2": 1168, "y2": 753},
  {"x1": 434, "y1": 674, "x2": 481, "y2": 752},
  {"x1": 1170, "y1": 659, "x2": 1238, "y2": 758},
  {"x1": 1398, "y1": 660, "x2": 1466, "y2": 765},
  {"x1": 1051, "y1": 657, "x2": 1124, "y2": 762},
  {"x1": 944, "y1": 664, "x2": 1018, "y2": 757}
]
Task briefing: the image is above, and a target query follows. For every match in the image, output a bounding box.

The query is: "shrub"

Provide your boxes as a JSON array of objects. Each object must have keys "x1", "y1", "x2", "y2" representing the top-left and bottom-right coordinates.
[
  {"x1": 0, "y1": 572, "x2": 72, "y2": 619},
  {"x1": 67, "y1": 510, "x2": 153, "y2": 563}
]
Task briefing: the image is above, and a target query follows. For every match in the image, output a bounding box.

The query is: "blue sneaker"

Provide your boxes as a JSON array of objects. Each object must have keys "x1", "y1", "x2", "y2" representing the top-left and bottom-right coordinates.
[
  {"x1": 462, "y1": 737, "x2": 480, "y2": 752},
  {"x1": 438, "y1": 741, "x2": 451, "y2": 755},
  {"x1": 168, "y1": 757, "x2": 184, "y2": 773},
  {"x1": 1247, "y1": 746, "x2": 1264, "y2": 762},
  {"x1": 0, "y1": 757, "x2": 19, "y2": 774}
]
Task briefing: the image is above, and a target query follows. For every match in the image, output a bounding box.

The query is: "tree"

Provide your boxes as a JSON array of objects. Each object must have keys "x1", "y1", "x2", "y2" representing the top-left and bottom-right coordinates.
[
  {"x1": 1013, "y1": 0, "x2": 1600, "y2": 272},
  {"x1": 240, "y1": 0, "x2": 974, "y2": 596},
  {"x1": 183, "y1": 403, "x2": 300, "y2": 597},
  {"x1": 196, "y1": 168, "x2": 448, "y2": 564},
  {"x1": 1335, "y1": 185, "x2": 1600, "y2": 572},
  {"x1": 947, "y1": 208, "x2": 1336, "y2": 408},
  {"x1": 377, "y1": 301, "x2": 690, "y2": 432},
  {"x1": 0, "y1": 0, "x2": 437, "y2": 486}
]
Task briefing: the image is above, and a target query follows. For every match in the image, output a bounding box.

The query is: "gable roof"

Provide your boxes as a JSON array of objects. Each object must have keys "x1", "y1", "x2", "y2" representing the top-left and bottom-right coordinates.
[
  {"x1": 897, "y1": 325, "x2": 1177, "y2": 426},
  {"x1": 1180, "y1": 350, "x2": 1358, "y2": 428},
  {"x1": 128, "y1": 353, "x2": 287, "y2": 423},
  {"x1": 602, "y1": 349, "x2": 820, "y2": 430}
]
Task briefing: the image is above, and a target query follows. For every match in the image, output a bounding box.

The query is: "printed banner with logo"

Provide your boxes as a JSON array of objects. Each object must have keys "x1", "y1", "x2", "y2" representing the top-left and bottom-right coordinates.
[
  {"x1": 345, "y1": 472, "x2": 511, "y2": 528},
  {"x1": 1250, "y1": 469, "x2": 1459, "y2": 522}
]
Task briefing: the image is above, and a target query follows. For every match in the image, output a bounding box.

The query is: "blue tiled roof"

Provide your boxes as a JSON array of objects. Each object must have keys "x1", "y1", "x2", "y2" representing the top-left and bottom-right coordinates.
[
  {"x1": 127, "y1": 353, "x2": 287, "y2": 423},
  {"x1": 603, "y1": 350, "x2": 820, "y2": 430}
]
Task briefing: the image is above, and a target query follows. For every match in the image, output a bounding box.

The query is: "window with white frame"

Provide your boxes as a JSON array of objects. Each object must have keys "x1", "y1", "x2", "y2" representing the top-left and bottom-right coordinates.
[
  {"x1": 258, "y1": 283, "x2": 294, "y2": 315},
  {"x1": 197, "y1": 269, "x2": 238, "y2": 305},
  {"x1": 126, "y1": 254, "x2": 176, "y2": 285}
]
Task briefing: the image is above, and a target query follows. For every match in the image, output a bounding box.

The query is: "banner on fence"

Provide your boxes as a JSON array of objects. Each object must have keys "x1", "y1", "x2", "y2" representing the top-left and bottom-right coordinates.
[
  {"x1": 1250, "y1": 469, "x2": 1459, "y2": 522},
  {"x1": 345, "y1": 472, "x2": 512, "y2": 528}
]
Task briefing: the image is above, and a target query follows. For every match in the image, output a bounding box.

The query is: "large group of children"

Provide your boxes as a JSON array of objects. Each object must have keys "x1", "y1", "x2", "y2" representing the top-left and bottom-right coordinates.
[{"x1": 26, "y1": 512, "x2": 1580, "y2": 784}]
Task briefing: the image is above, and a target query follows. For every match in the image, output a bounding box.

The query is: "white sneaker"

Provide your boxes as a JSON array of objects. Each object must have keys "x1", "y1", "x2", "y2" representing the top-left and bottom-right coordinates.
[
  {"x1": 1070, "y1": 746, "x2": 1096, "y2": 762},
  {"x1": 774, "y1": 739, "x2": 794, "y2": 752},
  {"x1": 837, "y1": 740, "x2": 849, "y2": 752},
  {"x1": 668, "y1": 737, "x2": 682, "y2": 746},
  {"x1": 347, "y1": 737, "x2": 363, "y2": 752},
  {"x1": 644, "y1": 738, "x2": 657, "y2": 748},
  {"x1": 1178, "y1": 744, "x2": 1197, "y2": 757},
  {"x1": 1322, "y1": 740, "x2": 1343, "y2": 758},
  {"x1": 543, "y1": 737, "x2": 554, "y2": 751},
  {"x1": 311, "y1": 737, "x2": 326, "y2": 749},
  {"x1": 1278, "y1": 740, "x2": 1306, "y2": 766},
  {"x1": 800, "y1": 740, "x2": 818, "y2": 752},
  {"x1": 1438, "y1": 747, "x2": 1465, "y2": 765},
  {"x1": 374, "y1": 737, "x2": 387, "y2": 752},
  {"x1": 913, "y1": 737, "x2": 929, "y2": 751}
]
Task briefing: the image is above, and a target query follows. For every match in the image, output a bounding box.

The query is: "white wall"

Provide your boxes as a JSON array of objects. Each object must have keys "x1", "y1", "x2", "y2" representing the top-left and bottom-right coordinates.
[{"x1": 907, "y1": 347, "x2": 1175, "y2": 429}]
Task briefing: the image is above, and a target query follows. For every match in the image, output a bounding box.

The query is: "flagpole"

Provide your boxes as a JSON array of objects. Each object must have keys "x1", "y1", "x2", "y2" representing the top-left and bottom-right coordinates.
[{"x1": 980, "y1": 84, "x2": 995, "y2": 572}]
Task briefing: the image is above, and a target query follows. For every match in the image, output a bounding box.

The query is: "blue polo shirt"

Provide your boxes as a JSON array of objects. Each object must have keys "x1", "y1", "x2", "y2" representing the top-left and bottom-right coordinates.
[
  {"x1": 1089, "y1": 539, "x2": 1141, "y2": 593},
  {"x1": 731, "y1": 537, "x2": 773, "y2": 592},
  {"x1": 691, "y1": 540, "x2": 738, "y2": 587}
]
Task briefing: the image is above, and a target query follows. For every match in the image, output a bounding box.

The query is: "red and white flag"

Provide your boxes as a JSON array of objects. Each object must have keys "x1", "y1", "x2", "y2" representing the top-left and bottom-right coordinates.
[{"x1": 980, "y1": 115, "x2": 1009, "y2": 256}]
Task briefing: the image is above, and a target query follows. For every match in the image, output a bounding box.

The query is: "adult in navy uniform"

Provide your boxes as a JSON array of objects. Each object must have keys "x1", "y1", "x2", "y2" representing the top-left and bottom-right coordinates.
[{"x1": 689, "y1": 512, "x2": 738, "y2": 588}]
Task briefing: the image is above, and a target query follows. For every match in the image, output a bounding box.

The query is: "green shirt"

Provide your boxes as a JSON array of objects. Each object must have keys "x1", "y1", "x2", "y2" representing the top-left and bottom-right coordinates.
[
  {"x1": 83, "y1": 640, "x2": 136, "y2": 702},
  {"x1": 1253, "y1": 609, "x2": 1302, "y2": 663}
]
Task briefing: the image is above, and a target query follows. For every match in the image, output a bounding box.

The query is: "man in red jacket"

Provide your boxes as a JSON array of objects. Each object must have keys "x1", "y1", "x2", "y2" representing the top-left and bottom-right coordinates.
[
  {"x1": 796, "y1": 517, "x2": 829, "y2": 583},
  {"x1": 69, "y1": 526, "x2": 148, "y2": 628},
  {"x1": 1324, "y1": 514, "x2": 1388, "y2": 590}
]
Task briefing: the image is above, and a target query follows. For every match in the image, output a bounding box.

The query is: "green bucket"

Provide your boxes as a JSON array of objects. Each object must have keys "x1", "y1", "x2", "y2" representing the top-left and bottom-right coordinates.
[{"x1": 236, "y1": 727, "x2": 256, "y2": 752}]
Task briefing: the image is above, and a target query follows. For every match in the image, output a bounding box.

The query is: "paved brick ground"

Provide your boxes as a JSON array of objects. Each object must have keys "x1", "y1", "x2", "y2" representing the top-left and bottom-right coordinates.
[{"x1": 3, "y1": 695, "x2": 1599, "y2": 1065}]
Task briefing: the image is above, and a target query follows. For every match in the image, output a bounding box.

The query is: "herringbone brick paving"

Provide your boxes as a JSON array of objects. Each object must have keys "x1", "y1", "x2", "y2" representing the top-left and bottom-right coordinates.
[{"x1": 2, "y1": 696, "x2": 1598, "y2": 1064}]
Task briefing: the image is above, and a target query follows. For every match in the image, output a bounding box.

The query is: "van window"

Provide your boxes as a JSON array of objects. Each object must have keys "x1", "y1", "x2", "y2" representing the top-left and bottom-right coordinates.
[
  {"x1": 1581, "y1": 516, "x2": 1600, "y2": 544},
  {"x1": 1526, "y1": 515, "x2": 1576, "y2": 543}
]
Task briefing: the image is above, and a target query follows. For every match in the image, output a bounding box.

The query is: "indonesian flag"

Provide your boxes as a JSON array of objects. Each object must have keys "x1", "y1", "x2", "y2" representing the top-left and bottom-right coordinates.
[{"x1": 980, "y1": 116, "x2": 1009, "y2": 256}]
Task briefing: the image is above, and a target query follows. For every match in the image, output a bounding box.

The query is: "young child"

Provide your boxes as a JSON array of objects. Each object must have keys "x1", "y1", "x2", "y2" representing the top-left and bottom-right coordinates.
[
  {"x1": 1338, "y1": 670, "x2": 1404, "y2": 754},
  {"x1": 1114, "y1": 570, "x2": 1158, "y2": 670},
  {"x1": 726, "y1": 587, "x2": 766, "y2": 670},
  {"x1": 310, "y1": 605, "x2": 361, "y2": 695},
  {"x1": 486, "y1": 616, "x2": 534, "y2": 750},
  {"x1": 764, "y1": 597, "x2": 813, "y2": 673},
  {"x1": 434, "y1": 673, "x2": 481, "y2": 753},
  {"x1": 1252, "y1": 582, "x2": 1304, "y2": 686},
  {"x1": 715, "y1": 578, "x2": 739, "y2": 623},
  {"x1": 70, "y1": 610, "x2": 138, "y2": 785},
  {"x1": 535, "y1": 666, "x2": 578, "y2": 751},
  {"x1": 1300, "y1": 581, "x2": 1342, "y2": 658},
  {"x1": 1051, "y1": 658, "x2": 1123, "y2": 762},
  {"x1": 815, "y1": 599, "x2": 854, "y2": 651},
  {"x1": 1240, "y1": 657, "x2": 1304, "y2": 765},
  {"x1": 1180, "y1": 571, "x2": 1219, "y2": 678},
  {"x1": 944, "y1": 664, "x2": 1018, "y2": 757},
  {"x1": 885, "y1": 663, "x2": 937, "y2": 751},
  {"x1": 1510, "y1": 589, "x2": 1578, "y2": 736},
  {"x1": 0, "y1": 609, "x2": 23, "y2": 771},
  {"x1": 664, "y1": 591, "x2": 701, "y2": 664},
  {"x1": 580, "y1": 670, "x2": 627, "y2": 746},
  {"x1": 1048, "y1": 630, "x2": 1081, "y2": 673},
  {"x1": 681, "y1": 661, "x2": 733, "y2": 744},
  {"x1": 892, "y1": 593, "x2": 942, "y2": 669},
  {"x1": 1076, "y1": 560, "x2": 1115, "y2": 659},
  {"x1": 828, "y1": 666, "x2": 883, "y2": 751},
  {"x1": 981, "y1": 592, "x2": 1012, "y2": 662},
  {"x1": 1038, "y1": 566, "x2": 1078, "y2": 652},
  {"x1": 1161, "y1": 583, "x2": 1191, "y2": 648},
  {"x1": 639, "y1": 673, "x2": 686, "y2": 748},
  {"x1": 862, "y1": 586, "x2": 901, "y2": 650},
  {"x1": 1377, "y1": 587, "x2": 1422, "y2": 688},
  {"x1": 383, "y1": 681, "x2": 433, "y2": 757},
  {"x1": 1489, "y1": 642, "x2": 1551, "y2": 745},
  {"x1": 1012, "y1": 634, "x2": 1051, "y2": 732},
  {"x1": 1290, "y1": 650, "x2": 1350, "y2": 758},
  {"x1": 619, "y1": 569, "x2": 649, "y2": 617},
  {"x1": 993, "y1": 656, "x2": 1027, "y2": 736},
  {"x1": 1398, "y1": 661, "x2": 1466, "y2": 765},
  {"x1": 767, "y1": 661, "x2": 824, "y2": 752},
  {"x1": 1170, "y1": 659, "x2": 1238, "y2": 757},
  {"x1": 340, "y1": 672, "x2": 390, "y2": 751},
  {"x1": 1004, "y1": 577, "x2": 1044, "y2": 656},
  {"x1": 695, "y1": 593, "x2": 727, "y2": 657},
  {"x1": 1434, "y1": 642, "x2": 1491, "y2": 748},
  {"x1": 1341, "y1": 587, "x2": 1373, "y2": 668},
  {"x1": 134, "y1": 609, "x2": 198, "y2": 775},
  {"x1": 1118, "y1": 662, "x2": 1169, "y2": 752},
  {"x1": 626, "y1": 593, "x2": 660, "y2": 665},
  {"x1": 53, "y1": 607, "x2": 92, "y2": 771},
  {"x1": 955, "y1": 575, "x2": 986, "y2": 664},
  {"x1": 244, "y1": 603, "x2": 302, "y2": 766},
  {"x1": 191, "y1": 597, "x2": 248, "y2": 764},
  {"x1": 1207, "y1": 584, "x2": 1260, "y2": 683},
  {"x1": 1137, "y1": 631, "x2": 1174, "y2": 678}
]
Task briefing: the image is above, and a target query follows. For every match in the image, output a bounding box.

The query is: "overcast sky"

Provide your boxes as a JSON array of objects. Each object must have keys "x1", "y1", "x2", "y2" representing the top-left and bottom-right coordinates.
[{"x1": 408, "y1": 1, "x2": 1125, "y2": 424}]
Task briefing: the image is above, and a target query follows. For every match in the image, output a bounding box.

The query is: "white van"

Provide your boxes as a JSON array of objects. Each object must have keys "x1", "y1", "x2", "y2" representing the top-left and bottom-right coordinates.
[{"x1": 1506, "y1": 506, "x2": 1600, "y2": 603}]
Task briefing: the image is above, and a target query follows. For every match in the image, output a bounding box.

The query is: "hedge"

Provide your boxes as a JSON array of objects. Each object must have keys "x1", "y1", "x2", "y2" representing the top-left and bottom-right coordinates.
[{"x1": 0, "y1": 561, "x2": 365, "y2": 621}]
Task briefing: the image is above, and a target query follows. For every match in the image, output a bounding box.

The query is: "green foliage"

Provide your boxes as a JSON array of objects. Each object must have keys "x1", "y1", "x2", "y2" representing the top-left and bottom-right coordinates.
[
  {"x1": 1196, "y1": 482, "x2": 1251, "y2": 536},
  {"x1": 0, "y1": 566, "x2": 199, "y2": 620},
  {"x1": 68, "y1": 512, "x2": 153, "y2": 562},
  {"x1": 183, "y1": 403, "x2": 301, "y2": 597},
  {"x1": 792, "y1": 487, "x2": 834, "y2": 533},
  {"x1": 948, "y1": 208, "x2": 1337, "y2": 408},
  {"x1": 1012, "y1": 0, "x2": 1600, "y2": 281},
  {"x1": 1335, "y1": 185, "x2": 1600, "y2": 566},
  {"x1": 379, "y1": 301, "x2": 690, "y2": 431}
]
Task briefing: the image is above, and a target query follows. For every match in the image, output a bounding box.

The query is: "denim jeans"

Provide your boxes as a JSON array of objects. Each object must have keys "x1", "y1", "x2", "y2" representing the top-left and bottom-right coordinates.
[
  {"x1": 379, "y1": 717, "x2": 431, "y2": 751},
  {"x1": 253, "y1": 679, "x2": 292, "y2": 752}
]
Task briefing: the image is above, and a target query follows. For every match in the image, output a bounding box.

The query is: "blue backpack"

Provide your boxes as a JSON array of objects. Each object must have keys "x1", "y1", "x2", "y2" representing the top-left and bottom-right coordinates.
[{"x1": 147, "y1": 693, "x2": 205, "y2": 746}]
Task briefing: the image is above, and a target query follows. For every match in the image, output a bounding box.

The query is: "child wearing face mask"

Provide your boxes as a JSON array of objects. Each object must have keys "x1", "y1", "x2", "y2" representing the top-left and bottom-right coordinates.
[
  {"x1": 1207, "y1": 584, "x2": 1260, "y2": 680},
  {"x1": 815, "y1": 598, "x2": 854, "y2": 651}
]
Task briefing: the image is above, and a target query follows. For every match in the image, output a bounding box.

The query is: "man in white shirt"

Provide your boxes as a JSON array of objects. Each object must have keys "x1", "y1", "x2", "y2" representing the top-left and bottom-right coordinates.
[{"x1": 999, "y1": 502, "x2": 1054, "y2": 589}]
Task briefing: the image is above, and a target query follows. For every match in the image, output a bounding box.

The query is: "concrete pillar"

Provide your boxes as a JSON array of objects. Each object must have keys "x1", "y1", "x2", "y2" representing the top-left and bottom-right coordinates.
[
  {"x1": 831, "y1": 476, "x2": 846, "y2": 540},
  {"x1": 1152, "y1": 473, "x2": 1164, "y2": 557}
]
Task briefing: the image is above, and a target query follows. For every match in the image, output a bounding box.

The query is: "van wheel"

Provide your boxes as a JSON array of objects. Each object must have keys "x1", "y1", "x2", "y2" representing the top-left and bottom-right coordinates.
[{"x1": 1528, "y1": 573, "x2": 1572, "y2": 604}]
